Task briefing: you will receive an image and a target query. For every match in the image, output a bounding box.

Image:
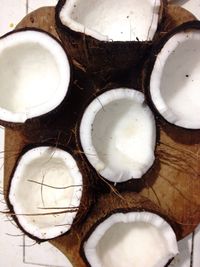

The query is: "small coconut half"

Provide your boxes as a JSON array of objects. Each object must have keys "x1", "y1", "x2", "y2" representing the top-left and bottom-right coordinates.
[
  {"x1": 0, "y1": 29, "x2": 70, "y2": 124},
  {"x1": 59, "y1": 0, "x2": 161, "y2": 42},
  {"x1": 79, "y1": 88, "x2": 156, "y2": 183},
  {"x1": 8, "y1": 146, "x2": 83, "y2": 240},
  {"x1": 149, "y1": 22, "x2": 200, "y2": 129},
  {"x1": 84, "y1": 211, "x2": 178, "y2": 267}
]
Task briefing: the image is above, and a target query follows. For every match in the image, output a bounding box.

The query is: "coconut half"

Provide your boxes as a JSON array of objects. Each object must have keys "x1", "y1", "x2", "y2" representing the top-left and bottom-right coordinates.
[
  {"x1": 0, "y1": 29, "x2": 70, "y2": 124},
  {"x1": 150, "y1": 24, "x2": 200, "y2": 129},
  {"x1": 59, "y1": 0, "x2": 161, "y2": 42},
  {"x1": 8, "y1": 146, "x2": 83, "y2": 240},
  {"x1": 84, "y1": 211, "x2": 178, "y2": 267},
  {"x1": 56, "y1": 0, "x2": 166, "y2": 78},
  {"x1": 80, "y1": 88, "x2": 156, "y2": 183}
]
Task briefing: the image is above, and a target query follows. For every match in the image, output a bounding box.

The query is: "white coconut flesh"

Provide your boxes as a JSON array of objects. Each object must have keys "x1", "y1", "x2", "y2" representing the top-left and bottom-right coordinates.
[
  {"x1": 150, "y1": 30, "x2": 200, "y2": 129},
  {"x1": 60, "y1": 0, "x2": 161, "y2": 41},
  {"x1": 80, "y1": 89, "x2": 156, "y2": 183},
  {"x1": 8, "y1": 147, "x2": 83, "y2": 240},
  {"x1": 0, "y1": 30, "x2": 70, "y2": 123},
  {"x1": 84, "y1": 212, "x2": 179, "y2": 267}
]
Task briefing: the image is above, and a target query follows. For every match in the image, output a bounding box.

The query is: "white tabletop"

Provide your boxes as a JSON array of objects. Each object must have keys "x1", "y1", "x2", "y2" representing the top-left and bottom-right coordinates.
[{"x1": 0, "y1": 1, "x2": 199, "y2": 267}]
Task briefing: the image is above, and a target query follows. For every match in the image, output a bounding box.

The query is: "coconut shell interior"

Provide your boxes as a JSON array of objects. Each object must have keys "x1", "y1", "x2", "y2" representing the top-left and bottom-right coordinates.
[{"x1": 3, "y1": 5, "x2": 200, "y2": 267}]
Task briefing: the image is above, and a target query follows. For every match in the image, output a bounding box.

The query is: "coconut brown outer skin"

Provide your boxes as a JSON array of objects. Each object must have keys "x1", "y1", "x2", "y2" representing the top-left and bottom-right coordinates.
[{"x1": 55, "y1": 0, "x2": 167, "y2": 82}]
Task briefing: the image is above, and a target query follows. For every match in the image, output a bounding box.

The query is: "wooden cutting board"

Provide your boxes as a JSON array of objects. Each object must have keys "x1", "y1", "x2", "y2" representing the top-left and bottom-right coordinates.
[{"x1": 3, "y1": 5, "x2": 200, "y2": 266}]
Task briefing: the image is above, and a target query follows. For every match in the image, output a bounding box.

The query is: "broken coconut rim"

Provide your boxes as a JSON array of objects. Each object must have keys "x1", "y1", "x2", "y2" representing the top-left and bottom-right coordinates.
[
  {"x1": 84, "y1": 211, "x2": 178, "y2": 267},
  {"x1": 0, "y1": 29, "x2": 70, "y2": 124},
  {"x1": 150, "y1": 23, "x2": 200, "y2": 129},
  {"x1": 79, "y1": 88, "x2": 156, "y2": 183},
  {"x1": 8, "y1": 146, "x2": 83, "y2": 240},
  {"x1": 58, "y1": 0, "x2": 162, "y2": 42}
]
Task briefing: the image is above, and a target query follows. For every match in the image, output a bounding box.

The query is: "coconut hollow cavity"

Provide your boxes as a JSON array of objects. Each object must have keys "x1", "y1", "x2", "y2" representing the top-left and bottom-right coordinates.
[
  {"x1": 0, "y1": 29, "x2": 70, "y2": 124},
  {"x1": 84, "y1": 211, "x2": 178, "y2": 267},
  {"x1": 80, "y1": 89, "x2": 156, "y2": 183},
  {"x1": 8, "y1": 146, "x2": 83, "y2": 240},
  {"x1": 59, "y1": 0, "x2": 161, "y2": 41},
  {"x1": 150, "y1": 28, "x2": 200, "y2": 129}
]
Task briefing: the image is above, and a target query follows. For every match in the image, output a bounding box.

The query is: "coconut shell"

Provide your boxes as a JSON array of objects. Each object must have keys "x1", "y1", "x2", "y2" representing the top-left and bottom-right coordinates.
[
  {"x1": 0, "y1": 25, "x2": 72, "y2": 129},
  {"x1": 143, "y1": 20, "x2": 200, "y2": 128},
  {"x1": 3, "y1": 4, "x2": 200, "y2": 267},
  {"x1": 5, "y1": 139, "x2": 94, "y2": 242},
  {"x1": 55, "y1": 0, "x2": 168, "y2": 82}
]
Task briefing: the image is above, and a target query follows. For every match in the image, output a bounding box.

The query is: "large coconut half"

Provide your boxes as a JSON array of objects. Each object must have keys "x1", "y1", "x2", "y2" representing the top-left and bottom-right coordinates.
[
  {"x1": 0, "y1": 29, "x2": 70, "y2": 125},
  {"x1": 8, "y1": 146, "x2": 83, "y2": 240},
  {"x1": 148, "y1": 21, "x2": 200, "y2": 129},
  {"x1": 80, "y1": 88, "x2": 156, "y2": 183},
  {"x1": 84, "y1": 211, "x2": 178, "y2": 267},
  {"x1": 55, "y1": 0, "x2": 166, "y2": 77}
]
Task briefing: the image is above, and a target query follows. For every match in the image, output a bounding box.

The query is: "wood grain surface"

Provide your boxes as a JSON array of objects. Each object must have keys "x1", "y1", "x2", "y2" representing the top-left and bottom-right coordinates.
[{"x1": 3, "y1": 5, "x2": 200, "y2": 267}]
